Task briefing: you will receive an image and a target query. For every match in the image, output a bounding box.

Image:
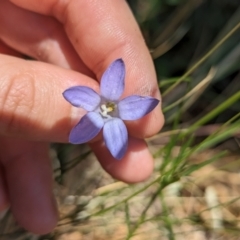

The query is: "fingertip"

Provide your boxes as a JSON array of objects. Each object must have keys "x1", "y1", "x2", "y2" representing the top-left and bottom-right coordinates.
[{"x1": 91, "y1": 137, "x2": 154, "y2": 183}]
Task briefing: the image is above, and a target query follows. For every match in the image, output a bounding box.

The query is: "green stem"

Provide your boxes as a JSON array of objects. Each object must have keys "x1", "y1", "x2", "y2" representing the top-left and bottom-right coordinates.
[{"x1": 162, "y1": 22, "x2": 240, "y2": 97}]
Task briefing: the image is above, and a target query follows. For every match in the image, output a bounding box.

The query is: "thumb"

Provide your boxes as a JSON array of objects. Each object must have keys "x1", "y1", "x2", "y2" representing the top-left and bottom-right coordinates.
[{"x1": 0, "y1": 54, "x2": 98, "y2": 141}]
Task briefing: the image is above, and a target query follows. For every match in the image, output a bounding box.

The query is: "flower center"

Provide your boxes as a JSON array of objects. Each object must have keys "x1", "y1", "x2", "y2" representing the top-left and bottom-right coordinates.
[{"x1": 100, "y1": 102, "x2": 116, "y2": 118}]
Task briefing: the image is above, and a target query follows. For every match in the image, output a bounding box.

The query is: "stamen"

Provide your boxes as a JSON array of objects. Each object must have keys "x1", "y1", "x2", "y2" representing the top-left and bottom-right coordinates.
[
  {"x1": 100, "y1": 102, "x2": 116, "y2": 118},
  {"x1": 106, "y1": 102, "x2": 115, "y2": 112},
  {"x1": 101, "y1": 104, "x2": 107, "y2": 111}
]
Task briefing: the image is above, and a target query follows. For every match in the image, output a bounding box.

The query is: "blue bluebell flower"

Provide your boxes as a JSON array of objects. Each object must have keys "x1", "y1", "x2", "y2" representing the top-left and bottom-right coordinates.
[{"x1": 63, "y1": 59, "x2": 159, "y2": 159}]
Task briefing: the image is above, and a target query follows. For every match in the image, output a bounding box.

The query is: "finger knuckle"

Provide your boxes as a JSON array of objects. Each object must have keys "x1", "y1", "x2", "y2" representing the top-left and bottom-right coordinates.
[{"x1": 0, "y1": 71, "x2": 36, "y2": 134}]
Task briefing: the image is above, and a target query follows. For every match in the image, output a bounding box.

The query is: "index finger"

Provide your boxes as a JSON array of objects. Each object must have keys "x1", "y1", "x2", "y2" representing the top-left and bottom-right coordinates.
[{"x1": 10, "y1": 0, "x2": 164, "y2": 138}]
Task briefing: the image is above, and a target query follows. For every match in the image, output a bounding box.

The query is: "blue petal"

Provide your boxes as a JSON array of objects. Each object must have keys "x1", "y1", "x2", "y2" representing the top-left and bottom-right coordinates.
[
  {"x1": 118, "y1": 95, "x2": 159, "y2": 120},
  {"x1": 100, "y1": 59, "x2": 125, "y2": 101},
  {"x1": 69, "y1": 112, "x2": 104, "y2": 144},
  {"x1": 103, "y1": 118, "x2": 128, "y2": 160},
  {"x1": 63, "y1": 86, "x2": 101, "y2": 111}
]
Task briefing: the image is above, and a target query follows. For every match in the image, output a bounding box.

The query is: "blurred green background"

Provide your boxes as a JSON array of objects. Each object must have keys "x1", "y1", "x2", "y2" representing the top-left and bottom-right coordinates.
[{"x1": 129, "y1": 0, "x2": 240, "y2": 125}]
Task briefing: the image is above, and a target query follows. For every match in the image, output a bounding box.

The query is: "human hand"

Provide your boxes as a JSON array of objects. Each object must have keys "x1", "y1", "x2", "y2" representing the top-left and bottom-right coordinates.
[{"x1": 0, "y1": 0, "x2": 164, "y2": 234}]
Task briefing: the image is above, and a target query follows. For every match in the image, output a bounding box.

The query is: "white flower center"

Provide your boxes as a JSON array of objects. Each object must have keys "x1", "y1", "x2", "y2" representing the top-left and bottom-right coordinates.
[{"x1": 99, "y1": 102, "x2": 116, "y2": 118}]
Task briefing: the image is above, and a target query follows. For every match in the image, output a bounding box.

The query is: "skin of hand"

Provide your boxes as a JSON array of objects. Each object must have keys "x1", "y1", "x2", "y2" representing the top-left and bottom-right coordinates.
[{"x1": 0, "y1": 0, "x2": 164, "y2": 234}]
